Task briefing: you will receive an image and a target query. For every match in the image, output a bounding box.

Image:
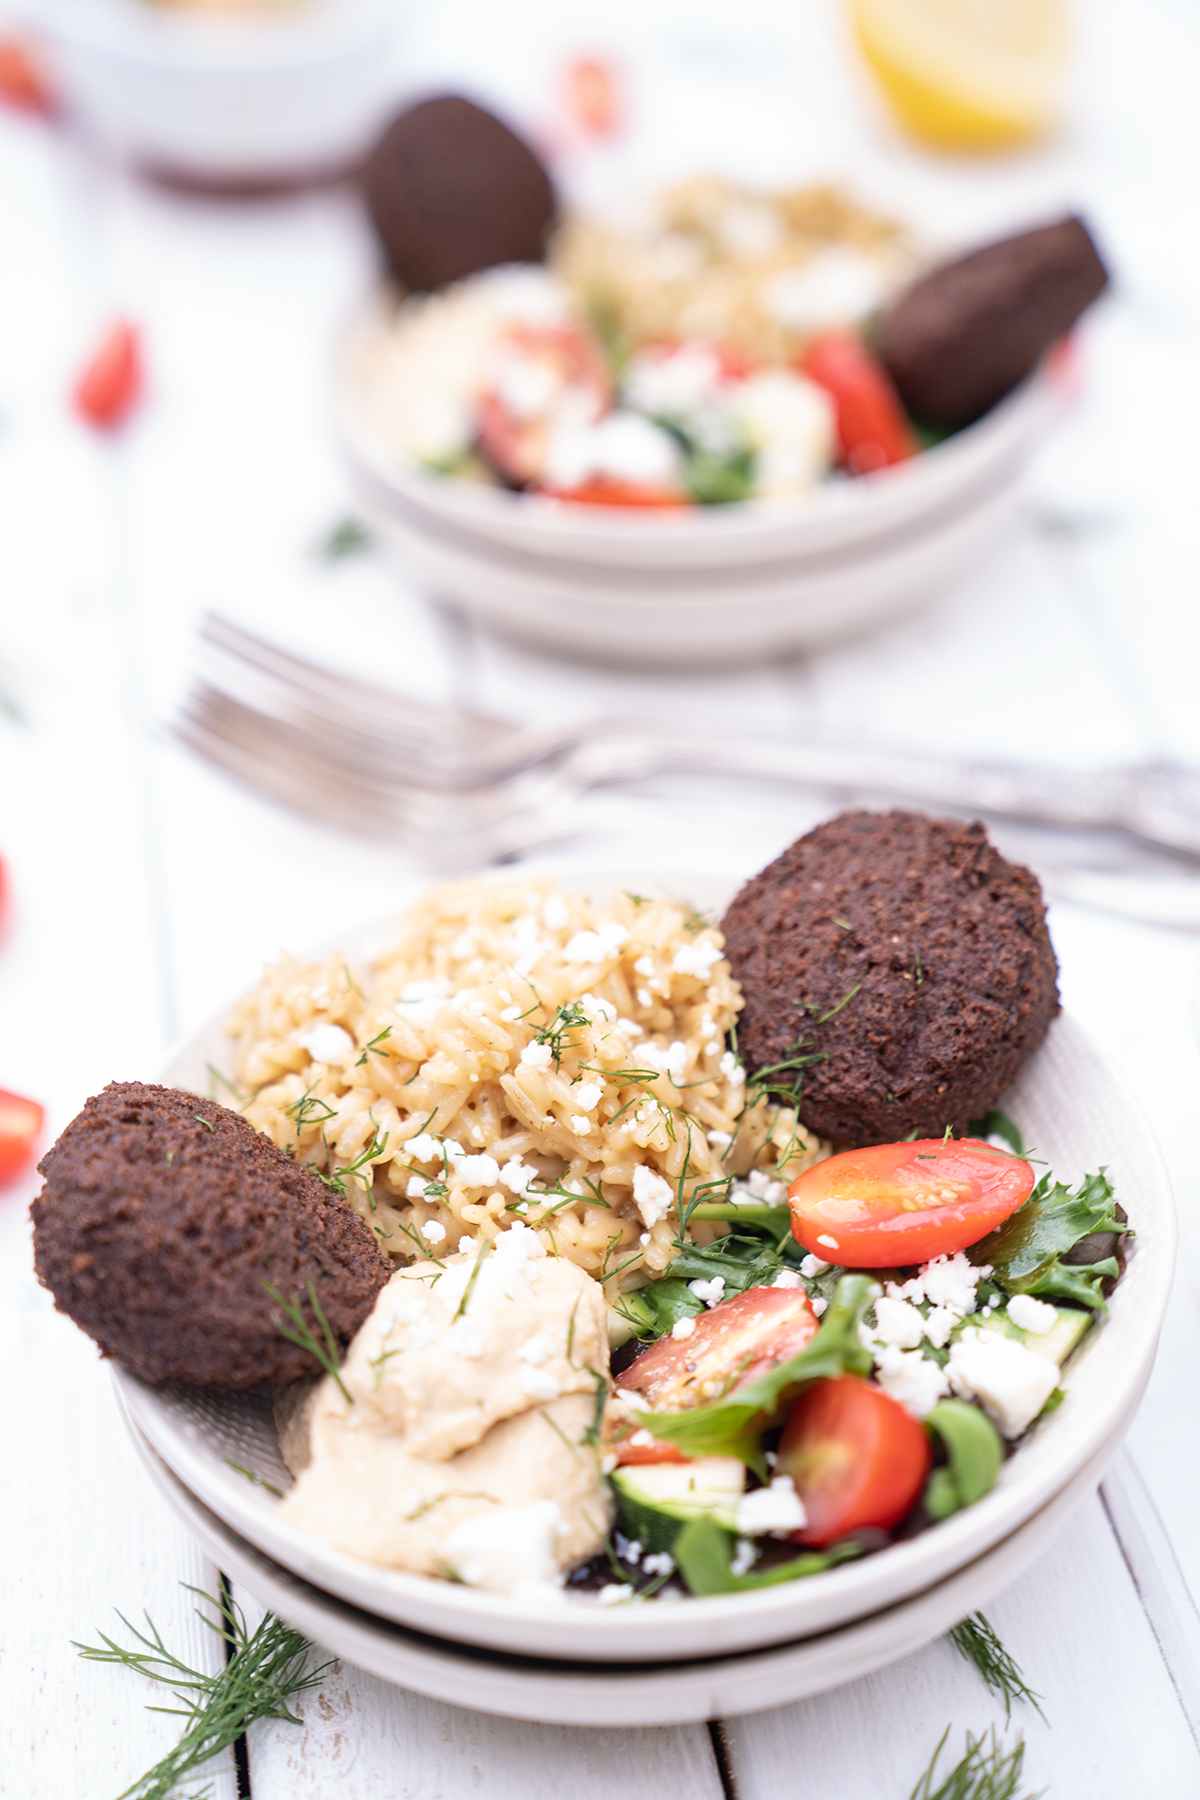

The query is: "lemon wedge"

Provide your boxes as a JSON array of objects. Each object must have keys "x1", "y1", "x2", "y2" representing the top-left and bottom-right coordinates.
[{"x1": 851, "y1": 0, "x2": 1070, "y2": 152}]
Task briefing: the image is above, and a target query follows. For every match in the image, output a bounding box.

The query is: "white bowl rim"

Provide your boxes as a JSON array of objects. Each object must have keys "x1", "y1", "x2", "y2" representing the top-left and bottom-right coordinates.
[{"x1": 118, "y1": 861, "x2": 1176, "y2": 1665}]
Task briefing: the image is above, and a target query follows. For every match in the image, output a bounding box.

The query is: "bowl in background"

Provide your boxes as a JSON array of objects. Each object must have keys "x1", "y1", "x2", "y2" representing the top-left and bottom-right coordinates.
[
  {"x1": 335, "y1": 318, "x2": 1065, "y2": 669},
  {"x1": 22, "y1": 0, "x2": 402, "y2": 185}
]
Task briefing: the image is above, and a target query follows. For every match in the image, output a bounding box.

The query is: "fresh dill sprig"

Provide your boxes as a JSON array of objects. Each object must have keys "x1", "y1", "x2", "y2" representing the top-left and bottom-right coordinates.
[
  {"x1": 223, "y1": 1459, "x2": 283, "y2": 1499},
  {"x1": 907, "y1": 1727, "x2": 1043, "y2": 1800},
  {"x1": 355, "y1": 1027, "x2": 393, "y2": 1066},
  {"x1": 284, "y1": 1082, "x2": 336, "y2": 1127},
  {"x1": 205, "y1": 1063, "x2": 247, "y2": 1104},
  {"x1": 741, "y1": 1035, "x2": 827, "y2": 1111},
  {"x1": 577, "y1": 1063, "x2": 660, "y2": 1084},
  {"x1": 191, "y1": 1113, "x2": 215, "y2": 1134},
  {"x1": 75, "y1": 1584, "x2": 329, "y2": 1800},
  {"x1": 535, "y1": 1000, "x2": 591, "y2": 1068},
  {"x1": 453, "y1": 1238, "x2": 492, "y2": 1321},
  {"x1": 312, "y1": 1121, "x2": 389, "y2": 1202},
  {"x1": 319, "y1": 515, "x2": 372, "y2": 559},
  {"x1": 264, "y1": 1279, "x2": 353, "y2": 1404},
  {"x1": 948, "y1": 1613, "x2": 1045, "y2": 1720}
]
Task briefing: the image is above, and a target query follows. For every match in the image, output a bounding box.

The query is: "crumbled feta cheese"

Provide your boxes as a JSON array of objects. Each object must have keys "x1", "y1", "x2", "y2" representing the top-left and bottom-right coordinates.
[
  {"x1": 761, "y1": 245, "x2": 887, "y2": 334},
  {"x1": 520, "y1": 1041, "x2": 554, "y2": 1070},
  {"x1": 873, "y1": 1344, "x2": 950, "y2": 1418},
  {"x1": 628, "y1": 1429, "x2": 656, "y2": 1448},
  {"x1": 688, "y1": 1277, "x2": 726, "y2": 1308},
  {"x1": 544, "y1": 410, "x2": 683, "y2": 492},
  {"x1": 574, "y1": 1082, "x2": 604, "y2": 1112},
  {"x1": 499, "y1": 1157, "x2": 539, "y2": 1195},
  {"x1": 637, "y1": 988, "x2": 653, "y2": 1007},
  {"x1": 419, "y1": 1219, "x2": 446, "y2": 1244},
  {"x1": 719, "y1": 1050, "x2": 744, "y2": 1087},
  {"x1": 457, "y1": 1237, "x2": 476, "y2": 1256},
  {"x1": 455, "y1": 1153, "x2": 500, "y2": 1188},
  {"x1": 736, "y1": 1476, "x2": 807, "y2": 1537},
  {"x1": 500, "y1": 1006, "x2": 523, "y2": 1022},
  {"x1": 671, "y1": 1316, "x2": 696, "y2": 1341},
  {"x1": 634, "y1": 955, "x2": 655, "y2": 977},
  {"x1": 570, "y1": 1115, "x2": 592, "y2": 1134},
  {"x1": 922, "y1": 1305, "x2": 959, "y2": 1349},
  {"x1": 563, "y1": 921, "x2": 629, "y2": 964},
  {"x1": 297, "y1": 1022, "x2": 354, "y2": 1064},
  {"x1": 671, "y1": 937, "x2": 723, "y2": 979},
  {"x1": 707, "y1": 1130, "x2": 732, "y2": 1148},
  {"x1": 406, "y1": 1175, "x2": 428, "y2": 1199},
  {"x1": 641, "y1": 1551, "x2": 675, "y2": 1577},
  {"x1": 947, "y1": 1328, "x2": 1059, "y2": 1438},
  {"x1": 450, "y1": 1324, "x2": 486, "y2": 1360},
  {"x1": 518, "y1": 1334, "x2": 555, "y2": 1366},
  {"x1": 615, "y1": 1534, "x2": 642, "y2": 1565},
  {"x1": 580, "y1": 992, "x2": 617, "y2": 1022},
  {"x1": 542, "y1": 892, "x2": 570, "y2": 931},
  {"x1": 442, "y1": 1140, "x2": 466, "y2": 1163},
  {"x1": 811, "y1": 1297, "x2": 828, "y2": 1316},
  {"x1": 404, "y1": 1132, "x2": 442, "y2": 1164},
  {"x1": 772, "y1": 1270, "x2": 802, "y2": 1290},
  {"x1": 618, "y1": 1017, "x2": 644, "y2": 1038},
  {"x1": 730, "y1": 1538, "x2": 759, "y2": 1577},
  {"x1": 817, "y1": 1234, "x2": 840, "y2": 1251},
  {"x1": 871, "y1": 1297, "x2": 926, "y2": 1351},
  {"x1": 395, "y1": 983, "x2": 452, "y2": 1028},
  {"x1": 1006, "y1": 1294, "x2": 1058, "y2": 1336},
  {"x1": 633, "y1": 1164, "x2": 675, "y2": 1227},
  {"x1": 597, "y1": 1583, "x2": 635, "y2": 1606},
  {"x1": 800, "y1": 1253, "x2": 830, "y2": 1278},
  {"x1": 518, "y1": 1367, "x2": 561, "y2": 1401},
  {"x1": 441, "y1": 1498, "x2": 565, "y2": 1598},
  {"x1": 922, "y1": 1254, "x2": 986, "y2": 1315},
  {"x1": 643, "y1": 1039, "x2": 689, "y2": 1087}
]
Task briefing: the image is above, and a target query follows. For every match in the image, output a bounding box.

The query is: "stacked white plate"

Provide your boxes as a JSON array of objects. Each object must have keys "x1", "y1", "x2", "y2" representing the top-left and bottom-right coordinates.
[{"x1": 115, "y1": 869, "x2": 1175, "y2": 1724}]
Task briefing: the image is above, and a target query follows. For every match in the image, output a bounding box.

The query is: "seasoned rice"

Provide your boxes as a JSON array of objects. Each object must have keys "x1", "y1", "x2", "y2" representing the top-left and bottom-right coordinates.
[{"x1": 228, "y1": 879, "x2": 829, "y2": 1295}]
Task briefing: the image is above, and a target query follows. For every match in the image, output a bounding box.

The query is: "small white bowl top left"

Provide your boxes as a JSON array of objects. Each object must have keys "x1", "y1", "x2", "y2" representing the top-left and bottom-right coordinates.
[{"x1": 21, "y1": 0, "x2": 404, "y2": 183}]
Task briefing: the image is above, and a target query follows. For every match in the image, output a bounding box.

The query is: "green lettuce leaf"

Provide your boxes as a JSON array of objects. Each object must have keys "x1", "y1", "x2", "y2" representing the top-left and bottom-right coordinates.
[
  {"x1": 924, "y1": 1400, "x2": 1003, "y2": 1521},
  {"x1": 632, "y1": 1273, "x2": 878, "y2": 1470},
  {"x1": 969, "y1": 1169, "x2": 1126, "y2": 1312},
  {"x1": 673, "y1": 1518, "x2": 864, "y2": 1595}
]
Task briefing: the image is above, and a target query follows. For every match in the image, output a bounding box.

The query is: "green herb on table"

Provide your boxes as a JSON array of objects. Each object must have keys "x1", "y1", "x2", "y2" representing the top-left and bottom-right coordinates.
[
  {"x1": 265, "y1": 1278, "x2": 353, "y2": 1403},
  {"x1": 907, "y1": 1727, "x2": 1042, "y2": 1800},
  {"x1": 75, "y1": 1584, "x2": 328, "y2": 1800},
  {"x1": 947, "y1": 1613, "x2": 1045, "y2": 1720},
  {"x1": 318, "y1": 515, "x2": 372, "y2": 559}
]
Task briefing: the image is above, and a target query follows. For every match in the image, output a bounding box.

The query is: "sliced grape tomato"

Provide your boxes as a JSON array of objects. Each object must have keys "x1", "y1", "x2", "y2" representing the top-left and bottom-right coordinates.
[
  {"x1": 789, "y1": 1137, "x2": 1035, "y2": 1268},
  {"x1": 619, "y1": 1283, "x2": 818, "y2": 1416},
  {"x1": 776, "y1": 1373, "x2": 931, "y2": 1547},
  {"x1": 0, "y1": 1088, "x2": 44, "y2": 1183}
]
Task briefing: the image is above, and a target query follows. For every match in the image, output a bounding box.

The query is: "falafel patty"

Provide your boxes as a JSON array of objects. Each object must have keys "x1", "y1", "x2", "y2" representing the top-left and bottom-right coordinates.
[
  {"x1": 32, "y1": 1081, "x2": 392, "y2": 1388},
  {"x1": 720, "y1": 811, "x2": 1059, "y2": 1147}
]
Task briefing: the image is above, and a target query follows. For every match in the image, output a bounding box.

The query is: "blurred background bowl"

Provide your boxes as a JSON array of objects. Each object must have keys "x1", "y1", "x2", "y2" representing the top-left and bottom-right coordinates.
[
  {"x1": 22, "y1": 0, "x2": 402, "y2": 185},
  {"x1": 336, "y1": 326, "x2": 1064, "y2": 670}
]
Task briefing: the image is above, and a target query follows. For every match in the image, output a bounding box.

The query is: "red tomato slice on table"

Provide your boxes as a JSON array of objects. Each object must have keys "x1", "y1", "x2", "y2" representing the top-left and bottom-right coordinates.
[
  {"x1": 0, "y1": 1089, "x2": 44, "y2": 1183},
  {"x1": 73, "y1": 321, "x2": 143, "y2": 430},
  {"x1": 776, "y1": 1374, "x2": 931, "y2": 1546},
  {"x1": 799, "y1": 331, "x2": 915, "y2": 474},
  {"x1": 619, "y1": 1284, "x2": 818, "y2": 1418},
  {"x1": 788, "y1": 1137, "x2": 1035, "y2": 1268},
  {"x1": 564, "y1": 56, "x2": 623, "y2": 138}
]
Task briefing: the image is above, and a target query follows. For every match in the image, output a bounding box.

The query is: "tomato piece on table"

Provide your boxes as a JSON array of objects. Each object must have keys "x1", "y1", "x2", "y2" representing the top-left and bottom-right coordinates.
[
  {"x1": 789, "y1": 1137, "x2": 1035, "y2": 1268},
  {"x1": 799, "y1": 331, "x2": 915, "y2": 473},
  {"x1": 564, "y1": 56, "x2": 623, "y2": 138},
  {"x1": 620, "y1": 1284, "x2": 818, "y2": 1415},
  {"x1": 0, "y1": 37, "x2": 55, "y2": 115},
  {"x1": 73, "y1": 321, "x2": 143, "y2": 430},
  {"x1": 0, "y1": 1089, "x2": 44, "y2": 1184},
  {"x1": 776, "y1": 1374, "x2": 931, "y2": 1547}
]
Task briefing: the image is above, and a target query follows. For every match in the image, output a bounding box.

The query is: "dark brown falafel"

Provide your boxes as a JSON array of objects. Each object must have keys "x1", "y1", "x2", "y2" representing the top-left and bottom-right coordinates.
[
  {"x1": 721, "y1": 811, "x2": 1059, "y2": 1147},
  {"x1": 363, "y1": 96, "x2": 557, "y2": 294},
  {"x1": 32, "y1": 1082, "x2": 391, "y2": 1389},
  {"x1": 876, "y1": 216, "x2": 1108, "y2": 429}
]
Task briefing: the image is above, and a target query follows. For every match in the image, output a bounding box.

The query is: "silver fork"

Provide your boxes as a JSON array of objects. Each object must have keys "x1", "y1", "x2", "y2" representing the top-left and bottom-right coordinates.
[{"x1": 177, "y1": 613, "x2": 1200, "y2": 875}]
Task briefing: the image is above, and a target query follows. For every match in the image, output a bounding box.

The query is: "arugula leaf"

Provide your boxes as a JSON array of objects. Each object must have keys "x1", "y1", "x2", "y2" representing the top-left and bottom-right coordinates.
[
  {"x1": 612, "y1": 1279, "x2": 703, "y2": 1341},
  {"x1": 924, "y1": 1400, "x2": 1003, "y2": 1521},
  {"x1": 673, "y1": 1518, "x2": 863, "y2": 1594},
  {"x1": 970, "y1": 1168, "x2": 1126, "y2": 1312},
  {"x1": 632, "y1": 1274, "x2": 878, "y2": 1470}
]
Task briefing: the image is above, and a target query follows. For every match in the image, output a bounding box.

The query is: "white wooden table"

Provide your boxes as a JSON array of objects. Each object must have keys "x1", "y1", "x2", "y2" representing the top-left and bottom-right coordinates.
[{"x1": 3, "y1": 0, "x2": 1200, "y2": 1792}]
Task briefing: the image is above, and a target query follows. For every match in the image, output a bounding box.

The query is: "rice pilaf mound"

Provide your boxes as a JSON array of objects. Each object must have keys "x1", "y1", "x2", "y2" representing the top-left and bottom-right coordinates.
[{"x1": 229, "y1": 880, "x2": 829, "y2": 1296}]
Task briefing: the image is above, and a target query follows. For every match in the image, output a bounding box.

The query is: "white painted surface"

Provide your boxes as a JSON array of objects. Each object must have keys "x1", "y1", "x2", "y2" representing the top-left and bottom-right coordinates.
[{"x1": 3, "y1": 0, "x2": 1200, "y2": 1792}]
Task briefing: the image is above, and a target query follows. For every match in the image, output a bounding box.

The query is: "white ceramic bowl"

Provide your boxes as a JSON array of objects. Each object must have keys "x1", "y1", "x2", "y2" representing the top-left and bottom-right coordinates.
[
  {"x1": 117, "y1": 865, "x2": 1175, "y2": 1670},
  {"x1": 22, "y1": 0, "x2": 401, "y2": 184},
  {"x1": 336, "y1": 325, "x2": 1064, "y2": 668}
]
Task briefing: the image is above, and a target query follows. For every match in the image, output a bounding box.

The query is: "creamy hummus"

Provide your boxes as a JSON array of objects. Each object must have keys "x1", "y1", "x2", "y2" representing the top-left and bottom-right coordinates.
[{"x1": 276, "y1": 1223, "x2": 612, "y2": 1599}]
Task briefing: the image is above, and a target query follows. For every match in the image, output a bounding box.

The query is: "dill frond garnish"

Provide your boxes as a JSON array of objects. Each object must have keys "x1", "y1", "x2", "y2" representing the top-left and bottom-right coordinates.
[
  {"x1": 453, "y1": 1237, "x2": 492, "y2": 1321},
  {"x1": 355, "y1": 1027, "x2": 393, "y2": 1066},
  {"x1": 907, "y1": 1727, "x2": 1042, "y2": 1800},
  {"x1": 223, "y1": 1458, "x2": 283, "y2": 1498},
  {"x1": 813, "y1": 982, "x2": 862, "y2": 1025},
  {"x1": 205, "y1": 1063, "x2": 247, "y2": 1103},
  {"x1": 535, "y1": 1000, "x2": 590, "y2": 1068},
  {"x1": 284, "y1": 1082, "x2": 336, "y2": 1127},
  {"x1": 948, "y1": 1613, "x2": 1045, "y2": 1720},
  {"x1": 191, "y1": 1114, "x2": 215, "y2": 1133},
  {"x1": 577, "y1": 1063, "x2": 660, "y2": 1084},
  {"x1": 742, "y1": 1036, "x2": 827, "y2": 1111},
  {"x1": 312, "y1": 1121, "x2": 389, "y2": 1202},
  {"x1": 75, "y1": 1584, "x2": 328, "y2": 1800},
  {"x1": 264, "y1": 1279, "x2": 352, "y2": 1403},
  {"x1": 319, "y1": 515, "x2": 372, "y2": 559},
  {"x1": 581, "y1": 1368, "x2": 607, "y2": 1445}
]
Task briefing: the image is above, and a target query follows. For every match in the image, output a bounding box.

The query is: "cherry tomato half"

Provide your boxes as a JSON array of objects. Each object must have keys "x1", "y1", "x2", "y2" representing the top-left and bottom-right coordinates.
[
  {"x1": 789, "y1": 1137, "x2": 1035, "y2": 1268},
  {"x1": 776, "y1": 1374, "x2": 931, "y2": 1547},
  {"x1": 0, "y1": 1089, "x2": 44, "y2": 1184},
  {"x1": 614, "y1": 1431, "x2": 687, "y2": 1467},
  {"x1": 477, "y1": 323, "x2": 610, "y2": 487},
  {"x1": 620, "y1": 1284, "x2": 818, "y2": 1416},
  {"x1": 73, "y1": 321, "x2": 143, "y2": 430},
  {"x1": 799, "y1": 331, "x2": 914, "y2": 474},
  {"x1": 545, "y1": 478, "x2": 684, "y2": 508},
  {"x1": 564, "y1": 56, "x2": 623, "y2": 138}
]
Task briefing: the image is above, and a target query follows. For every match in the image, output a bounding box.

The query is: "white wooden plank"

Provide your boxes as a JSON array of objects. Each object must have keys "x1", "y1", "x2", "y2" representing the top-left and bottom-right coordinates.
[
  {"x1": 721, "y1": 1492, "x2": 1200, "y2": 1800},
  {"x1": 235, "y1": 1591, "x2": 724, "y2": 1800}
]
